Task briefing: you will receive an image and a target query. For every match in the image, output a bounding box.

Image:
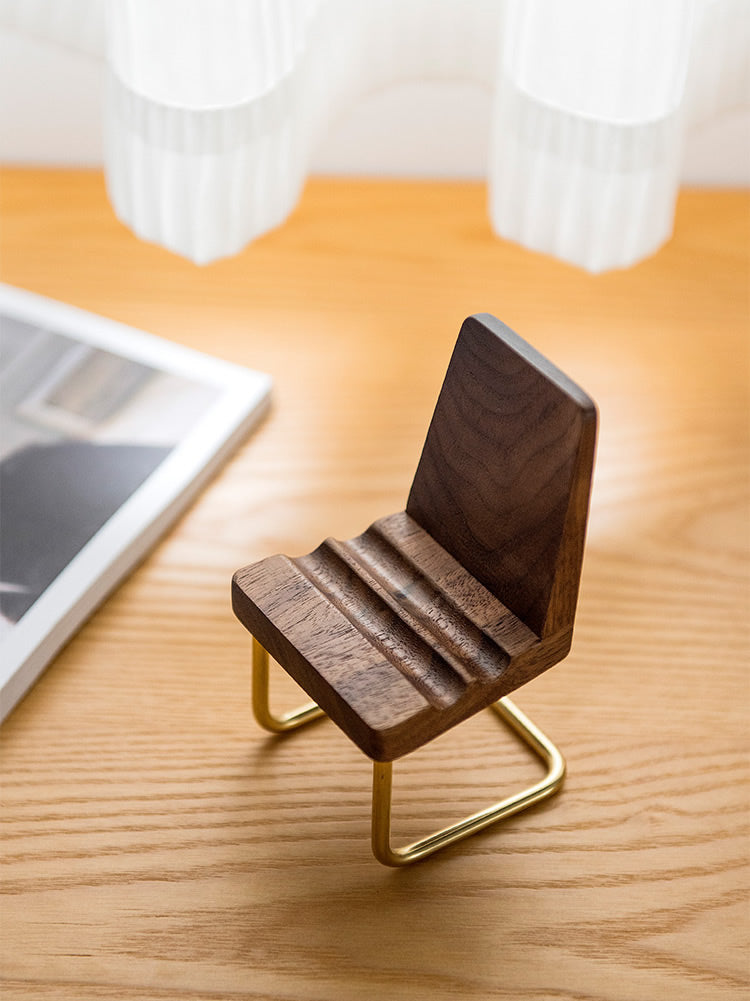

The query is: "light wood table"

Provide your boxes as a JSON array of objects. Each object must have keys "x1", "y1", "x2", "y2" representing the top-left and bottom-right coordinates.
[{"x1": 1, "y1": 170, "x2": 748, "y2": 1001}]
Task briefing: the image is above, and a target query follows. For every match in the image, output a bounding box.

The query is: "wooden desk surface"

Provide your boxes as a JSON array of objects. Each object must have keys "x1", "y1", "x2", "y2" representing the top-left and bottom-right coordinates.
[{"x1": 1, "y1": 170, "x2": 748, "y2": 1001}]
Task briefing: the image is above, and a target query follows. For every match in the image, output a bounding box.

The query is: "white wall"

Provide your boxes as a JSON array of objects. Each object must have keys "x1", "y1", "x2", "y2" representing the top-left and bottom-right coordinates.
[{"x1": 1, "y1": 28, "x2": 748, "y2": 184}]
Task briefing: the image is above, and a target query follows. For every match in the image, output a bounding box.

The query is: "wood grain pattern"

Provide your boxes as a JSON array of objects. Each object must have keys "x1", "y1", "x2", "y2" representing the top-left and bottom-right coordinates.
[
  {"x1": 232, "y1": 315, "x2": 596, "y2": 759},
  {"x1": 407, "y1": 313, "x2": 597, "y2": 638},
  {"x1": 0, "y1": 171, "x2": 748, "y2": 1001}
]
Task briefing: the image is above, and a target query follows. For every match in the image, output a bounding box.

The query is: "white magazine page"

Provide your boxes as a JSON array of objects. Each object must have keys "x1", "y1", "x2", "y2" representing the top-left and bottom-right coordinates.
[{"x1": 0, "y1": 284, "x2": 271, "y2": 720}]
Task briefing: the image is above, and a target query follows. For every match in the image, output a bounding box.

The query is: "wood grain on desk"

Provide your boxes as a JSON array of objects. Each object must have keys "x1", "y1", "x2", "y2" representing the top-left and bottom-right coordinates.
[{"x1": 1, "y1": 170, "x2": 748, "y2": 1000}]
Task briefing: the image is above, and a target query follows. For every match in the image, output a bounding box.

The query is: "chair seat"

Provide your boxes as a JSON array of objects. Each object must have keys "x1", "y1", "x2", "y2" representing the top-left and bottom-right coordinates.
[{"x1": 232, "y1": 510, "x2": 573, "y2": 760}]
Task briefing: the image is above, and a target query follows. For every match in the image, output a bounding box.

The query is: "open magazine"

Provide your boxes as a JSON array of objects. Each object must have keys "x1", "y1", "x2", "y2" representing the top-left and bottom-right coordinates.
[{"x1": 0, "y1": 284, "x2": 271, "y2": 721}]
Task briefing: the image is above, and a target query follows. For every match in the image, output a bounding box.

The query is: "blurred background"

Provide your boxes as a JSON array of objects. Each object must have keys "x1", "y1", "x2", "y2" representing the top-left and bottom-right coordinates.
[
  {"x1": 1, "y1": 21, "x2": 748, "y2": 183},
  {"x1": 1, "y1": 0, "x2": 748, "y2": 274}
]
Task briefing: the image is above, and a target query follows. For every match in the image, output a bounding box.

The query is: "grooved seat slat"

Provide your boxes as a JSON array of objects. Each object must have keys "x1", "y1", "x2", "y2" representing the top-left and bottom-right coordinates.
[
  {"x1": 296, "y1": 541, "x2": 468, "y2": 707},
  {"x1": 341, "y1": 530, "x2": 512, "y2": 684},
  {"x1": 366, "y1": 513, "x2": 539, "y2": 659}
]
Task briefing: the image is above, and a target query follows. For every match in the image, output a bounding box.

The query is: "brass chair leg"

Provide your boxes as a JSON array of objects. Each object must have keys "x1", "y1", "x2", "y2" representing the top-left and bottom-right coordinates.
[
  {"x1": 251, "y1": 638, "x2": 325, "y2": 733},
  {"x1": 251, "y1": 640, "x2": 565, "y2": 866},
  {"x1": 371, "y1": 699, "x2": 566, "y2": 867}
]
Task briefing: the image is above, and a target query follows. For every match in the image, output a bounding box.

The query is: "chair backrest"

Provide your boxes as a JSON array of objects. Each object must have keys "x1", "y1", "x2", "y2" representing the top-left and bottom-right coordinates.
[{"x1": 406, "y1": 314, "x2": 597, "y2": 639}]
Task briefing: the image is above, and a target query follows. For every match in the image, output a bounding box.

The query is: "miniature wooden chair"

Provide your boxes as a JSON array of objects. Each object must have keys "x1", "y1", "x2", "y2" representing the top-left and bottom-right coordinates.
[{"x1": 233, "y1": 314, "x2": 597, "y2": 865}]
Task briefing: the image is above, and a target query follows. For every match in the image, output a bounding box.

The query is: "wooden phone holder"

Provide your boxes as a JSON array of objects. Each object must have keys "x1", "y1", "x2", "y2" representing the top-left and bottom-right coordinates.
[{"x1": 233, "y1": 314, "x2": 597, "y2": 865}]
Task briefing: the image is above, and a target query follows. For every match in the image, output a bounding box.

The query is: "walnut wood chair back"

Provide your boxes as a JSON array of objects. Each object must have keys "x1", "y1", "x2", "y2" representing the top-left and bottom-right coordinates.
[{"x1": 408, "y1": 313, "x2": 596, "y2": 641}]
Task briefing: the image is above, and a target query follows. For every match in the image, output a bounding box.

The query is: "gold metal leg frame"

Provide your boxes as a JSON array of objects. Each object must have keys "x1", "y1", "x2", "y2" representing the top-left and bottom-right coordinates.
[
  {"x1": 251, "y1": 638, "x2": 325, "y2": 732},
  {"x1": 371, "y1": 700, "x2": 565, "y2": 866},
  {"x1": 251, "y1": 639, "x2": 566, "y2": 866}
]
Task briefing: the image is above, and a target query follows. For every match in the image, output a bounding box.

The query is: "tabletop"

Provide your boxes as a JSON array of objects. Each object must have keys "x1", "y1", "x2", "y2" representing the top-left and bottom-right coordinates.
[{"x1": 1, "y1": 170, "x2": 748, "y2": 1001}]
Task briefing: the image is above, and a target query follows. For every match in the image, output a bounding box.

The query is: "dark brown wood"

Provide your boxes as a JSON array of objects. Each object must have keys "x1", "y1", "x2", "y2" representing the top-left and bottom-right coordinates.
[
  {"x1": 407, "y1": 314, "x2": 597, "y2": 638},
  {"x1": 232, "y1": 315, "x2": 597, "y2": 761}
]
